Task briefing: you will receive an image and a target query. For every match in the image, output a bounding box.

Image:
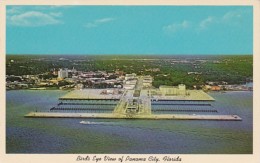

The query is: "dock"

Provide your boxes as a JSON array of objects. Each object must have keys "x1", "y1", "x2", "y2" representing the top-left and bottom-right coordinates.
[{"x1": 24, "y1": 112, "x2": 242, "y2": 121}]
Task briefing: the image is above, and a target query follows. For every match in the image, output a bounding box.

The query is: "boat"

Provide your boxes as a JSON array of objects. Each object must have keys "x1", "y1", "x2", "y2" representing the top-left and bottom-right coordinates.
[
  {"x1": 80, "y1": 121, "x2": 98, "y2": 125},
  {"x1": 79, "y1": 121, "x2": 115, "y2": 125}
]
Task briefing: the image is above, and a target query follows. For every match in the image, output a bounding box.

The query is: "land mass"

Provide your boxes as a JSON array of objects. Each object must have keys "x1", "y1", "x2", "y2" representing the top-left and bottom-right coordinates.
[{"x1": 6, "y1": 55, "x2": 253, "y2": 90}]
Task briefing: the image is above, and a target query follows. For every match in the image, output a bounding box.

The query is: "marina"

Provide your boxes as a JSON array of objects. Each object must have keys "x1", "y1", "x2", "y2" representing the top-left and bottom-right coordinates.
[
  {"x1": 25, "y1": 76, "x2": 242, "y2": 121},
  {"x1": 8, "y1": 90, "x2": 252, "y2": 154}
]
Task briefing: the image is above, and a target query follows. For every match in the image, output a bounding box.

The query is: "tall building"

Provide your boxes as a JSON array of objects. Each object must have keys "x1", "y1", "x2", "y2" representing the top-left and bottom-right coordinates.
[
  {"x1": 72, "y1": 67, "x2": 77, "y2": 73},
  {"x1": 58, "y1": 68, "x2": 68, "y2": 79}
]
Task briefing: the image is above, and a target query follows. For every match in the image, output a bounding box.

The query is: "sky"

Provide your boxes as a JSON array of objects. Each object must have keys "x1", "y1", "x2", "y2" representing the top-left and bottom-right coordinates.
[{"x1": 6, "y1": 6, "x2": 253, "y2": 55}]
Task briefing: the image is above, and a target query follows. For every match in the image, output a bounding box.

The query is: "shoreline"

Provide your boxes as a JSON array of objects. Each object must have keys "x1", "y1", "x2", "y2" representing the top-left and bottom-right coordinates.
[{"x1": 6, "y1": 88, "x2": 253, "y2": 92}]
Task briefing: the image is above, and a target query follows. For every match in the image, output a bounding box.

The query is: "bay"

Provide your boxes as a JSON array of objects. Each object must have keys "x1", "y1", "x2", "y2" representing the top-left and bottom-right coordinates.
[{"x1": 6, "y1": 90, "x2": 252, "y2": 154}]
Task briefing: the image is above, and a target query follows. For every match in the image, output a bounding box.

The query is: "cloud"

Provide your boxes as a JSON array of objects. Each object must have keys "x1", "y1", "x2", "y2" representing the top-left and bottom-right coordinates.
[
  {"x1": 222, "y1": 10, "x2": 243, "y2": 21},
  {"x1": 197, "y1": 9, "x2": 250, "y2": 31},
  {"x1": 163, "y1": 9, "x2": 251, "y2": 35},
  {"x1": 221, "y1": 9, "x2": 250, "y2": 26},
  {"x1": 84, "y1": 17, "x2": 116, "y2": 28},
  {"x1": 7, "y1": 11, "x2": 63, "y2": 27},
  {"x1": 199, "y1": 16, "x2": 215, "y2": 29},
  {"x1": 95, "y1": 18, "x2": 115, "y2": 23},
  {"x1": 6, "y1": 6, "x2": 69, "y2": 27},
  {"x1": 163, "y1": 20, "x2": 190, "y2": 33},
  {"x1": 7, "y1": 6, "x2": 71, "y2": 15}
]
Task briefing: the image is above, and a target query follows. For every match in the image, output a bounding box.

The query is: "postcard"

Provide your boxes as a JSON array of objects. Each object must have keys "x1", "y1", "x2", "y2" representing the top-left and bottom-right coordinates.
[{"x1": 1, "y1": 0, "x2": 259, "y2": 163}]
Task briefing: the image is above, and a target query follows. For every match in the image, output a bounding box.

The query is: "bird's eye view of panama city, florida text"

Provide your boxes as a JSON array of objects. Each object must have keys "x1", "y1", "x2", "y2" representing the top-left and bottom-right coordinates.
[{"x1": 5, "y1": 5, "x2": 253, "y2": 156}]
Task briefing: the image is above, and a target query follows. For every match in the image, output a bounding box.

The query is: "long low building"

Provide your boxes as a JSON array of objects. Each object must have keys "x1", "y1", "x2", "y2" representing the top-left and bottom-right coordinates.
[
  {"x1": 59, "y1": 89, "x2": 122, "y2": 100},
  {"x1": 159, "y1": 84, "x2": 186, "y2": 96},
  {"x1": 148, "y1": 89, "x2": 214, "y2": 101}
]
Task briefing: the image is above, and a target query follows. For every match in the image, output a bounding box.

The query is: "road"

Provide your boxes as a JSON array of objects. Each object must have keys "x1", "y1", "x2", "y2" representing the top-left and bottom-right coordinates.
[{"x1": 113, "y1": 76, "x2": 152, "y2": 116}]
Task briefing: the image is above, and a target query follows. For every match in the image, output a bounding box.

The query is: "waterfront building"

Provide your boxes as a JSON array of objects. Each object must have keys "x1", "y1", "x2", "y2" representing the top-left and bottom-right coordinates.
[
  {"x1": 159, "y1": 84, "x2": 186, "y2": 96},
  {"x1": 211, "y1": 86, "x2": 221, "y2": 91}
]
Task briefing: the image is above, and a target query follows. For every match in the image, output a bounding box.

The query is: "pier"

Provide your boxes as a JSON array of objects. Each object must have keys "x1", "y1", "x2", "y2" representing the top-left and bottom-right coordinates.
[{"x1": 25, "y1": 112, "x2": 242, "y2": 121}]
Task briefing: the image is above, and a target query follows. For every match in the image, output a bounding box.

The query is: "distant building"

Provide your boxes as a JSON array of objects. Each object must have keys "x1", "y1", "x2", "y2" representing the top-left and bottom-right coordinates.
[
  {"x1": 143, "y1": 75, "x2": 153, "y2": 87},
  {"x1": 58, "y1": 68, "x2": 68, "y2": 79},
  {"x1": 80, "y1": 72, "x2": 95, "y2": 78},
  {"x1": 115, "y1": 70, "x2": 124, "y2": 76},
  {"x1": 125, "y1": 80, "x2": 137, "y2": 85},
  {"x1": 52, "y1": 68, "x2": 58, "y2": 75},
  {"x1": 49, "y1": 78, "x2": 62, "y2": 84},
  {"x1": 203, "y1": 85, "x2": 212, "y2": 90},
  {"x1": 125, "y1": 73, "x2": 136, "y2": 81},
  {"x1": 72, "y1": 67, "x2": 77, "y2": 73},
  {"x1": 123, "y1": 84, "x2": 135, "y2": 90},
  {"x1": 145, "y1": 68, "x2": 160, "y2": 72},
  {"x1": 159, "y1": 84, "x2": 186, "y2": 96},
  {"x1": 75, "y1": 83, "x2": 84, "y2": 90},
  {"x1": 211, "y1": 86, "x2": 221, "y2": 91}
]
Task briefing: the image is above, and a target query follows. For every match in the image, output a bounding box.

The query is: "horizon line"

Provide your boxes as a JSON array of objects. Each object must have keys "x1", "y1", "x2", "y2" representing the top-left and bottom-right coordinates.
[{"x1": 6, "y1": 53, "x2": 253, "y2": 56}]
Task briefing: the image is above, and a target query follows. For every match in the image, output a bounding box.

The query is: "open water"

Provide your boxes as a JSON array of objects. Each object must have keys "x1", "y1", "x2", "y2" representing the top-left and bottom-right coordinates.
[{"x1": 6, "y1": 90, "x2": 252, "y2": 154}]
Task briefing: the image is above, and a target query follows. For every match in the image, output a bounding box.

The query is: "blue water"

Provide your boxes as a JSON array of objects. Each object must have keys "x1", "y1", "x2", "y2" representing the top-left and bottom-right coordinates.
[{"x1": 6, "y1": 90, "x2": 252, "y2": 154}]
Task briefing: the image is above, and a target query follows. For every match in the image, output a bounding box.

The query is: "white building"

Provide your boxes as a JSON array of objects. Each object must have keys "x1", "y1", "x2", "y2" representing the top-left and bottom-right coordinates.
[
  {"x1": 75, "y1": 83, "x2": 84, "y2": 90},
  {"x1": 125, "y1": 80, "x2": 137, "y2": 85},
  {"x1": 159, "y1": 84, "x2": 186, "y2": 96},
  {"x1": 123, "y1": 84, "x2": 135, "y2": 90},
  {"x1": 125, "y1": 73, "x2": 136, "y2": 81},
  {"x1": 143, "y1": 75, "x2": 153, "y2": 87},
  {"x1": 58, "y1": 68, "x2": 68, "y2": 79}
]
